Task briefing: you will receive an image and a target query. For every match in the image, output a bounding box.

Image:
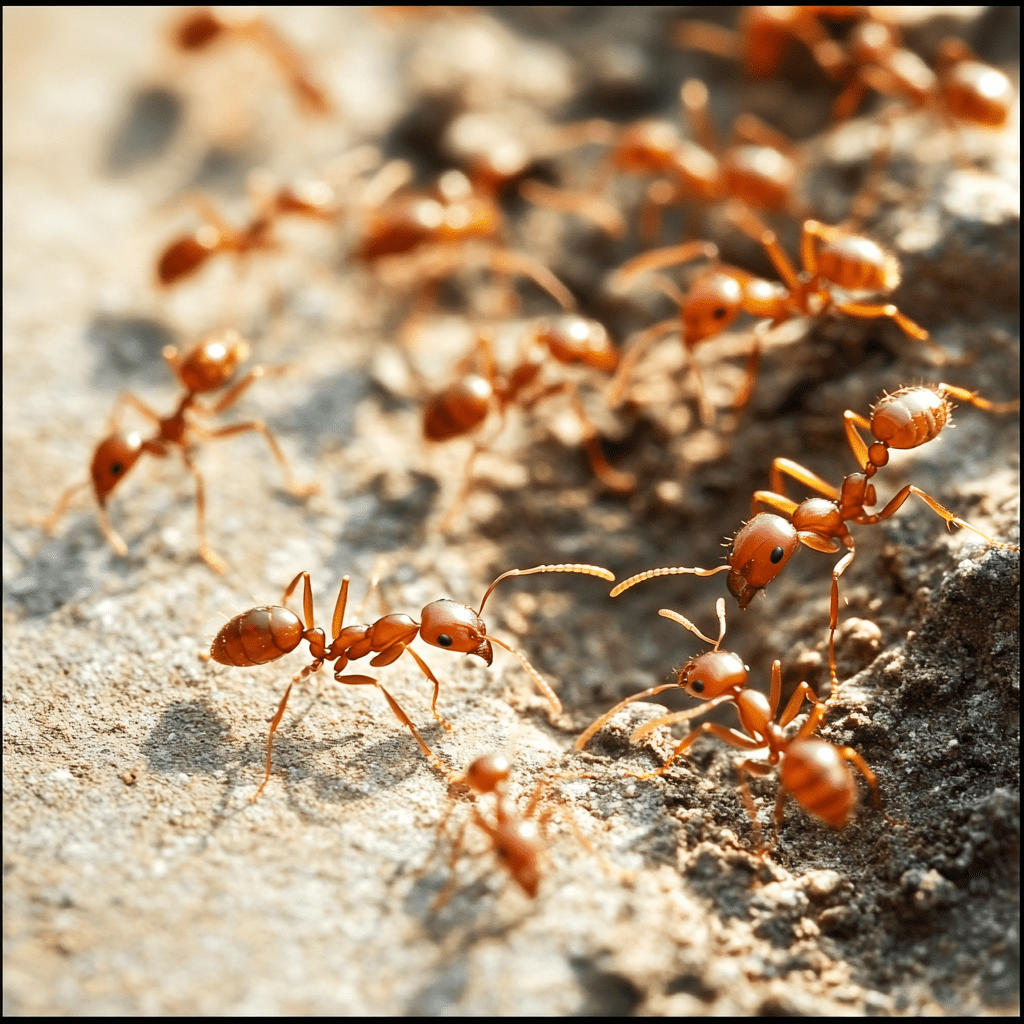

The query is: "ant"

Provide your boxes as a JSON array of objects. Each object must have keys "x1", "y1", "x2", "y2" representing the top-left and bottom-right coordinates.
[
  {"x1": 209, "y1": 563, "x2": 614, "y2": 799},
  {"x1": 607, "y1": 206, "x2": 940, "y2": 419},
  {"x1": 353, "y1": 168, "x2": 576, "y2": 316},
  {"x1": 43, "y1": 329, "x2": 317, "y2": 573},
  {"x1": 610, "y1": 383, "x2": 1020, "y2": 689},
  {"x1": 156, "y1": 181, "x2": 336, "y2": 288},
  {"x1": 423, "y1": 317, "x2": 635, "y2": 517},
  {"x1": 578, "y1": 600, "x2": 887, "y2": 850},
  {"x1": 172, "y1": 8, "x2": 332, "y2": 116}
]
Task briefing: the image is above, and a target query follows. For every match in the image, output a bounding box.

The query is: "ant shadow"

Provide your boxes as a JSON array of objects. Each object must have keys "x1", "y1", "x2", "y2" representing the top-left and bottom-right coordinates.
[{"x1": 86, "y1": 313, "x2": 176, "y2": 388}]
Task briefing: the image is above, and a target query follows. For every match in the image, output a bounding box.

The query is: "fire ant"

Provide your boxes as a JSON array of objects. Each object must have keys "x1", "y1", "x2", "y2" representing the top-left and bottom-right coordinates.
[
  {"x1": 43, "y1": 329, "x2": 317, "y2": 573},
  {"x1": 579, "y1": 599, "x2": 887, "y2": 850},
  {"x1": 209, "y1": 563, "x2": 614, "y2": 799},
  {"x1": 423, "y1": 317, "x2": 634, "y2": 518},
  {"x1": 607, "y1": 207, "x2": 940, "y2": 419},
  {"x1": 353, "y1": 168, "x2": 576, "y2": 315},
  {"x1": 610, "y1": 383, "x2": 1020, "y2": 688},
  {"x1": 172, "y1": 7, "x2": 332, "y2": 115},
  {"x1": 156, "y1": 181, "x2": 336, "y2": 288}
]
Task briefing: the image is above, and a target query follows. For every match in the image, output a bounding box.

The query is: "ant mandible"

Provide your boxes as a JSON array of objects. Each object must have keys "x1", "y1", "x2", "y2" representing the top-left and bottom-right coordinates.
[
  {"x1": 610, "y1": 383, "x2": 1020, "y2": 688},
  {"x1": 210, "y1": 563, "x2": 615, "y2": 799},
  {"x1": 577, "y1": 601, "x2": 888, "y2": 851},
  {"x1": 173, "y1": 8, "x2": 333, "y2": 115},
  {"x1": 43, "y1": 329, "x2": 317, "y2": 573},
  {"x1": 423, "y1": 317, "x2": 634, "y2": 520}
]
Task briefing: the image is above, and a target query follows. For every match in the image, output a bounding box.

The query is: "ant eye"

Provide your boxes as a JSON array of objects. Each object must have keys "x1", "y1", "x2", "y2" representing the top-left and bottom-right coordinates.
[
  {"x1": 770, "y1": 546, "x2": 785, "y2": 564},
  {"x1": 437, "y1": 634, "x2": 453, "y2": 647},
  {"x1": 690, "y1": 680, "x2": 705, "y2": 693},
  {"x1": 111, "y1": 462, "x2": 123, "y2": 475},
  {"x1": 713, "y1": 307, "x2": 727, "y2": 319}
]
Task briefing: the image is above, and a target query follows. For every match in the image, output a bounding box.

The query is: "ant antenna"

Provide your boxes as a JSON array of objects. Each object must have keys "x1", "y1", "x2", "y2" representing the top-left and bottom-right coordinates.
[
  {"x1": 476, "y1": 563, "x2": 615, "y2": 616},
  {"x1": 658, "y1": 596, "x2": 727, "y2": 649}
]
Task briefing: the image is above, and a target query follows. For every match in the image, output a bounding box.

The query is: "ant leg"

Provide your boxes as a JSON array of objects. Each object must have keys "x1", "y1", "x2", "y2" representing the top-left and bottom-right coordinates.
[
  {"x1": 334, "y1": 673, "x2": 449, "y2": 774},
  {"x1": 608, "y1": 242, "x2": 718, "y2": 293},
  {"x1": 837, "y1": 746, "x2": 900, "y2": 823},
  {"x1": 399, "y1": 647, "x2": 454, "y2": 731},
  {"x1": 680, "y1": 79, "x2": 718, "y2": 153},
  {"x1": 731, "y1": 207, "x2": 804, "y2": 294},
  {"x1": 832, "y1": 299, "x2": 934, "y2": 349},
  {"x1": 575, "y1": 683, "x2": 698, "y2": 752},
  {"x1": 41, "y1": 479, "x2": 90, "y2": 534},
  {"x1": 843, "y1": 410, "x2": 874, "y2": 469},
  {"x1": 826, "y1": 549, "x2": 856, "y2": 695},
  {"x1": 938, "y1": 383, "x2": 1020, "y2": 415},
  {"x1": 729, "y1": 324, "x2": 763, "y2": 412},
  {"x1": 685, "y1": 354, "x2": 715, "y2": 426},
  {"x1": 196, "y1": 420, "x2": 319, "y2": 498},
  {"x1": 750, "y1": 489, "x2": 799, "y2": 518},
  {"x1": 252, "y1": 682, "x2": 295, "y2": 801},
  {"x1": 487, "y1": 248, "x2": 577, "y2": 312},
  {"x1": 673, "y1": 20, "x2": 740, "y2": 61},
  {"x1": 777, "y1": 680, "x2": 824, "y2": 728},
  {"x1": 606, "y1": 318, "x2": 679, "y2": 407},
  {"x1": 629, "y1": 695, "x2": 738, "y2": 743},
  {"x1": 240, "y1": 18, "x2": 332, "y2": 115},
  {"x1": 486, "y1": 636, "x2": 563, "y2": 717},
  {"x1": 767, "y1": 457, "x2": 840, "y2": 501},
  {"x1": 518, "y1": 180, "x2": 625, "y2": 237},
  {"x1": 180, "y1": 448, "x2": 227, "y2": 573},
  {"x1": 735, "y1": 758, "x2": 775, "y2": 853},
  {"x1": 201, "y1": 365, "x2": 285, "y2": 416},
  {"x1": 558, "y1": 383, "x2": 635, "y2": 492},
  {"x1": 731, "y1": 112, "x2": 797, "y2": 155},
  {"x1": 629, "y1": 721, "x2": 764, "y2": 780},
  {"x1": 96, "y1": 503, "x2": 130, "y2": 558},
  {"x1": 106, "y1": 391, "x2": 162, "y2": 433},
  {"x1": 870, "y1": 486, "x2": 1020, "y2": 550},
  {"x1": 436, "y1": 439, "x2": 488, "y2": 535}
]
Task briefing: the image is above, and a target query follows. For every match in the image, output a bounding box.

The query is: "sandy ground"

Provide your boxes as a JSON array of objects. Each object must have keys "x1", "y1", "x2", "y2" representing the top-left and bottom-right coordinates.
[{"x1": 3, "y1": 7, "x2": 1019, "y2": 1015}]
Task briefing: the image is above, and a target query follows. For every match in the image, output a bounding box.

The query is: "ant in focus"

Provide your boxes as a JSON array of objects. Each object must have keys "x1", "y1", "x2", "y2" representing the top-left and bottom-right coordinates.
[
  {"x1": 423, "y1": 316, "x2": 634, "y2": 524},
  {"x1": 607, "y1": 206, "x2": 940, "y2": 420},
  {"x1": 210, "y1": 563, "x2": 614, "y2": 799},
  {"x1": 43, "y1": 329, "x2": 317, "y2": 573},
  {"x1": 610, "y1": 383, "x2": 1020, "y2": 688},
  {"x1": 579, "y1": 599, "x2": 889, "y2": 851},
  {"x1": 172, "y1": 7, "x2": 333, "y2": 116}
]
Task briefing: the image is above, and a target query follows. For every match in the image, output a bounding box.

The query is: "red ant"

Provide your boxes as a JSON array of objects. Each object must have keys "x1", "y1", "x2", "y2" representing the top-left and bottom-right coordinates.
[
  {"x1": 423, "y1": 317, "x2": 634, "y2": 517},
  {"x1": 353, "y1": 168, "x2": 576, "y2": 315},
  {"x1": 156, "y1": 182, "x2": 336, "y2": 288},
  {"x1": 610, "y1": 383, "x2": 1020, "y2": 688},
  {"x1": 172, "y1": 7, "x2": 332, "y2": 116},
  {"x1": 209, "y1": 563, "x2": 614, "y2": 799},
  {"x1": 579, "y1": 599, "x2": 887, "y2": 850},
  {"x1": 607, "y1": 207, "x2": 939, "y2": 419},
  {"x1": 43, "y1": 329, "x2": 317, "y2": 573}
]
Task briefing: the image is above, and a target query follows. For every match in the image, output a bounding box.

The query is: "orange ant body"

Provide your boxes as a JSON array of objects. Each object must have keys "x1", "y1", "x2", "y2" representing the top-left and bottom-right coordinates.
[
  {"x1": 611, "y1": 384, "x2": 1019, "y2": 687},
  {"x1": 43, "y1": 329, "x2": 316, "y2": 572},
  {"x1": 173, "y1": 8, "x2": 332, "y2": 115},
  {"x1": 156, "y1": 184, "x2": 335, "y2": 287},
  {"x1": 607, "y1": 209, "x2": 935, "y2": 418},
  {"x1": 579, "y1": 599, "x2": 885, "y2": 848},
  {"x1": 423, "y1": 317, "x2": 634, "y2": 506},
  {"x1": 210, "y1": 564, "x2": 614, "y2": 799}
]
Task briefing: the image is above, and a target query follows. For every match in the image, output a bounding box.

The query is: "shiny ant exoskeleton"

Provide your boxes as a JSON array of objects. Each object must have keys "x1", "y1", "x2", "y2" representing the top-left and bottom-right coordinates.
[
  {"x1": 578, "y1": 599, "x2": 887, "y2": 850},
  {"x1": 210, "y1": 563, "x2": 614, "y2": 799},
  {"x1": 43, "y1": 329, "x2": 317, "y2": 572},
  {"x1": 423, "y1": 317, "x2": 634, "y2": 521},
  {"x1": 607, "y1": 208, "x2": 938, "y2": 419},
  {"x1": 610, "y1": 383, "x2": 1020, "y2": 687},
  {"x1": 172, "y1": 7, "x2": 333, "y2": 116}
]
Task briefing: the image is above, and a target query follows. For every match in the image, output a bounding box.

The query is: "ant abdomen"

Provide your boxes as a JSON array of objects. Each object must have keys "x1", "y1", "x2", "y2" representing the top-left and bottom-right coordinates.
[
  {"x1": 212, "y1": 607, "x2": 304, "y2": 667},
  {"x1": 423, "y1": 377, "x2": 493, "y2": 442},
  {"x1": 871, "y1": 387, "x2": 950, "y2": 449},
  {"x1": 780, "y1": 739, "x2": 858, "y2": 829}
]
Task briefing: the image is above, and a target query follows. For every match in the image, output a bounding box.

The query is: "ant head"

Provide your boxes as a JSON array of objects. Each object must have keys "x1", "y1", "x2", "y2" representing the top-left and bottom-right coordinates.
[
  {"x1": 419, "y1": 599, "x2": 493, "y2": 665},
  {"x1": 677, "y1": 650, "x2": 748, "y2": 700},
  {"x1": 727, "y1": 513, "x2": 799, "y2": 608},
  {"x1": 536, "y1": 315, "x2": 618, "y2": 372},
  {"x1": 170, "y1": 329, "x2": 250, "y2": 394},
  {"x1": 463, "y1": 752, "x2": 510, "y2": 795},
  {"x1": 683, "y1": 271, "x2": 744, "y2": 347},
  {"x1": 91, "y1": 433, "x2": 144, "y2": 503}
]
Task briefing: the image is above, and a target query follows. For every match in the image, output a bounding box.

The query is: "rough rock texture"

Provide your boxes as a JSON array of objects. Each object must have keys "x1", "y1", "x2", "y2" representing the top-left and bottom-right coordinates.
[{"x1": 3, "y1": 7, "x2": 1019, "y2": 1015}]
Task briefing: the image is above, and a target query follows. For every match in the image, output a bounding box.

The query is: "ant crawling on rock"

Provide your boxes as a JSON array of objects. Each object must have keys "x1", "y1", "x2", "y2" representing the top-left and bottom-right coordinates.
[
  {"x1": 423, "y1": 316, "x2": 634, "y2": 523},
  {"x1": 172, "y1": 7, "x2": 333, "y2": 115},
  {"x1": 579, "y1": 599, "x2": 889, "y2": 851},
  {"x1": 610, "y1": 383, "x2": 1020, "y2": 688},
  {"x1": 210, "y1": 563, "x2": 614, "y2": 799},
  {"x1": 43, "y1": 329, "x2": 317, "y2": 573}
]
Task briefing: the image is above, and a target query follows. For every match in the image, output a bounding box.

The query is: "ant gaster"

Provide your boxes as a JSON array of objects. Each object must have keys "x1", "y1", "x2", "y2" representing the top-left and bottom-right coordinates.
[
  {"x1": 611, "y1": 384, "x2": 1020, "y2": 687},
  {"x1": 210, "y1": 563, "x2": 614, "y2": 799},
  {"x1": 44, "y1": 329, "x2": 317, "y2": 572}
]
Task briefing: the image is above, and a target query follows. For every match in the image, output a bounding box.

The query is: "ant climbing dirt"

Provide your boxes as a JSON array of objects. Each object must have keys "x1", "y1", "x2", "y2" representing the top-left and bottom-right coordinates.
[
  {"x1": 609, "y1": 383, "x2": 1020, "y2": 690},
  {"x1": 422, "y1": 317, "x2": 634, "y2": 525},
  {"x1": 577, "y1": 600, "x2": 889, "y2": 852},
  {"x1": 210, "y1": 563, "x2": 614, "y2": 799},
  {"x1": 172, "y1": 7, "x2": 333, "y2": 115},
  {"x1": 43, "y1": 329, "x2": 317, "y2": 573}
]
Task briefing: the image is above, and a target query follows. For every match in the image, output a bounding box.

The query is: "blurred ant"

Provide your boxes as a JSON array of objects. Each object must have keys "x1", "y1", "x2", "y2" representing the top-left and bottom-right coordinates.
[
  {"x1": 578, "y1": 600, "x2": 887, "y2": 851},
  {"x1": 210, "y1": 563, "x2": 614, "y2": 799},
  {"x1": 607, "y1": 206, "x2": 940, "y2": 419},
  {"x1": 353, "y1": 168, "x2": 577, "y2": 316},
  {"x1": 423, "y1": 317, "x2": 634, "y2": 521},
  {"x1": 43, "y1": 329, "x2": 317, "y2": 573},
  {"x1": 172, "y1": 7, "x2": 332, "y2": 115},
  {"x1": 156, "y1": 180, "x2": 336, "y2": 287},
  {"x1": 610, "y1": 383, "x2": 1020, "y2": 688}
]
